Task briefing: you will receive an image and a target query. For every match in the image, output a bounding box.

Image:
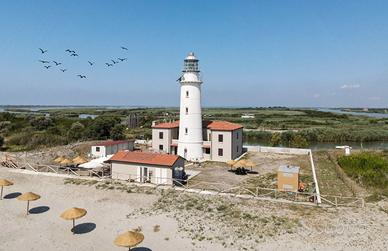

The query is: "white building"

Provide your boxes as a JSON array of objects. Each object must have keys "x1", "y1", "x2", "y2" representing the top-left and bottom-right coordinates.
[
  {"x1": 108, "y1": 151, "x2": 185, "y2": 185},
  {"x1": 177, "y1": 52, "x2": 204, "y2": 161},
  {"x1": 151, "y1": 52, "x2": 244, "y2": 162},
  {"x1": 90, "y1": 140, "x2": 134, "y2": 158}
]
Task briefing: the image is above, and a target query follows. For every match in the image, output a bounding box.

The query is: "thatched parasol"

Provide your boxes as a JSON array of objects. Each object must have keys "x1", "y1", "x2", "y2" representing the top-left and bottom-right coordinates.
[
  {"x1": 60, "y1": 207, "x2": 87, "y2": 233},
  {"x1": 17, "y1": 192, "x2": 41, "y2": 215},
  {"x1": 234, "y1": 159, "x2": 247, "y2": 167},
  {"x1": 72, "y1": 156, "x2": 87, "y2": 165},
  {"x1": 226, "y1": 160, "x2": 236, "y2": 170},
  {"x1": 244, "y1": 160, "x2": 255, "y2": 170},
  {"x1": 0, "y1": 179, "x2": 13, "y2": 200},
  {"x1": 114, "y1": 230, "x2": 144, "y2": 250},
  {"x1": 54, "y1": 156, "x2": 65, "y2": 163},
  {"x1": 60, "y1": 159, "x2": 73, "y2": 165}
]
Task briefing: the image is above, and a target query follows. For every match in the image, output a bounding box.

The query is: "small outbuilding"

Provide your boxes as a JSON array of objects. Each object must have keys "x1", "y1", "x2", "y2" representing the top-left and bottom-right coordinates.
[
  {"x1": 90, "y1": 140, "x2": 134, "y2": 158},
  {"x1": 107, "y1": 151, "x2": 185, "y2": 185},
  {"x1": 277, "y1": 165, "x2": 300, "y2": 192}
]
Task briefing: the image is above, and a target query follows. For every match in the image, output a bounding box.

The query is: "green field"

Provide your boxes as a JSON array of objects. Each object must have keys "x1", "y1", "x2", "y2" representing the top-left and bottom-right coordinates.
[{"x1": 1, "y1": 107, "x2": 388, "y2": 151}]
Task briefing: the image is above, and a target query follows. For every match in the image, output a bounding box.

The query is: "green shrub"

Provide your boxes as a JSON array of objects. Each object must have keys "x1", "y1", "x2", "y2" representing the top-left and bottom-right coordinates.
[{"x1": 338, "y1": 152, "x2": 388, "y2": 191}]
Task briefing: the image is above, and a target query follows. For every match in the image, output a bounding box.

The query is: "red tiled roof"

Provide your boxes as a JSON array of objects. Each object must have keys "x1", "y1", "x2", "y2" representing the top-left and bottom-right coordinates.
[
  {"x1": 94, "y1": 140, "x2": 132, "y2": 147},
  {"x1": 152, "y1": 120, "x2": 243, "y2": 131},
  {"x1": 152, "y1": 120, "x2": 180, "y2": 129},
  {"x1": 108, "y1": 151, "x2": 181, "y2": 166},
  {"x1": 204, "y1": 120, "x2": 243, "y2": 131}
]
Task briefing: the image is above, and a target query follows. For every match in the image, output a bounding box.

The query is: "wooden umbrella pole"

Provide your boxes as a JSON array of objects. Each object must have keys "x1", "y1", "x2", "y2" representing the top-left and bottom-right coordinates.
[
  {"x1": 26, "y1": 201, "x2": 29, "y2": 215},
  {"x1": 0, "y1": 186, "x2": 3, "y2": 200},
  {"x1": 72, "y1": 219, "x2": 75, "y2": 234}
]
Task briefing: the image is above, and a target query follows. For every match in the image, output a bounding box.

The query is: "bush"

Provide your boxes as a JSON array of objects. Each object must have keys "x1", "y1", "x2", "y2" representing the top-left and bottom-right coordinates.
[
  {"x1": 110, "y1": 124, "x2": 126, "y2": 140},
  {"x1": 7, "y1": 131, "x2": 67, "y2": 150},
  {"x1": 290, "y1": 135, "x2": 308, "y2": 148},
  {"x1": 84, "y1": 116, "x2": 121, "y2": 140},
  {"x1": 338, "y1": 152, "x2": 388, "y2": 190},
  {"x1": 29, "y1": 117, "x2": 53, "y2": 130},
  {"x1": 67, "y1": 122, "x2": 85, "y2": 141}
]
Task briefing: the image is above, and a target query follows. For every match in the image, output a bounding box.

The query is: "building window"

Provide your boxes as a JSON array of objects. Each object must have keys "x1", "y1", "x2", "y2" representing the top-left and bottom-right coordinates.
[
  {"x1": 236, "y1": 132, "x2": 239, "y2": 139},
  {"x1": 159, "y1": 145, "x2": 163, "y2": 151},
  {"x1": 185, "y1": 128, "x2": 188, "y2": 134},
  {"x1": 185, "y1": 107, "x2": 188, "y2": 114},
  {"x1": 96, "y1": 147, "x2": 100, "y2": 152},
  {"x1": 218, "y1": 148, "x2": 223, "y2": 156},
  {"x1": 159, "y1": 131, "x2": 163, "y2": 139},
  {"x1": 204, "y1": 148, "x2": 210, "y2": 154},
  {"x1": 218, "y1": 134, "x2": 223, "y2": 142},
  {"x1": 237, "y1": 146, "x2": 239, "y2": 152},
  {"x1": 186, "y1": 91, "x2": 189, "y2": 97}
]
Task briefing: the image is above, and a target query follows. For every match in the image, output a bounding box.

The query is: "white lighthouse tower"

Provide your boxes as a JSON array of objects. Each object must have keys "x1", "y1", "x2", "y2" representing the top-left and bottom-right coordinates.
[{"x1": 177, "y1": 52, "x2": 203, "y2": 161}]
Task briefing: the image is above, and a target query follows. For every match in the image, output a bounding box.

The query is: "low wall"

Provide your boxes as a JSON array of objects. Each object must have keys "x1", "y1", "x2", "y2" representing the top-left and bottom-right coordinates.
[
  {"x1": 244, "y1": 145, "x2": 321, "y2": 204},
  {"x1": 244, "y1": 145, "x2": 310, "y2": 155}
]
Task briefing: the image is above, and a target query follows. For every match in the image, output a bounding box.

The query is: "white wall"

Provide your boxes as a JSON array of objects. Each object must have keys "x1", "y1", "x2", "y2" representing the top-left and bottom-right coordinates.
[
  {"x1": 152, "y1": 129, "x2": 172, "y2": 153},
  {"x1": 244, "y1": 146, "x2": 310, "y2": 155},
  {"x1": 178, "y1": 81, "x2": 203, "y2": 161},
  {"x1": 111, "y1": 162, "x2": 173, "y2": 185},
  {"x1": 91, "y1": 142, "x2": 134, "y2": 158},
  {"x1": 91, "y1": 146, "x2": 106, "y2": 158}
]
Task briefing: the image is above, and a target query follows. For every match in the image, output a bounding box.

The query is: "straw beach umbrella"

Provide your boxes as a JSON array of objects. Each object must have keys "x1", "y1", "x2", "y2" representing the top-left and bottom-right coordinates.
[
  {"x1": 60, "y1": 159, "x2": 72, "y2": 166},
  {"x1": 54, "y1": 156, "x2": 65, "y2": 163},
  {"x1": 244, "y1": 160, "x2": 255, "y2": 171},
  {"x1": 234, "y1": 159, "x2": 247, "y2": 168},
  {"x1": 60, "y1": 207, "x2": 87, "y2": 233},
  {"x1": 226, "y1": 160, "x2": 236, "y2": 170},
  {"x1": 72, "y1": 156, "x2": 87, "y2": 165},
  {"x1": 17, "y1": 192, "x2": 41, "y2": 215},
  {"x1": 114, "y1": 230, "x2": 144, "y2": 250},
  {"x1": 0, "y1": 179, "x2": 13, "y2": 200}
]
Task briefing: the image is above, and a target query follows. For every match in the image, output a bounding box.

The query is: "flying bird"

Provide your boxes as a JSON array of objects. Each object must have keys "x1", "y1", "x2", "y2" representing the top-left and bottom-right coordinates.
[
  {"x1": 77, "y1": 74, "x2": 86, "y2": 78},
  {"x1": 44, "y1": 65, "x2": 51, "y2": 69},
  {"x1": 105, "y1": 63, "x2": 113, "y2": 67},
  {"x1": 60, "y1": 69, "x2": 67, "y2": 72},
  {"x1": 121, "y1": 46, "x2": 128, "y2": 50},
  {"x1": 53, "y1": 61, "x2": 62, "y2": 66},
  {"x1": 39, "y1": 48, "x2": 48, "y2": 54},
  {"x1": 88, "y1": 61, "x2": 94, "y2": 66},
  {"x1": 111, "y1": 59, "x2": 118, "y2": 64},
  {"x1": 176, "y1": 76, "x2": 182, "y2": 82},
  {"x1": 65, "y1": 49, "x2": 76, "y2": 53},
  {"x1": 38, "y1": 60, "x2": 50, "y2": 64},
  {"x1": 118, "y1": 57, "x2": 127, "y2": 61},
  {"x1": 70, "y1": 53, "x2": 79, "y2": 56}
]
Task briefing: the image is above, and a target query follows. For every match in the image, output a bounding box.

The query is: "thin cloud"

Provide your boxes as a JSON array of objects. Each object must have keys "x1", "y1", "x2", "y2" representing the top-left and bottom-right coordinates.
[
  {"x1": 340, "y1": 84, "x2": 360, "y2": 89},
  {"x1": 313, "y1": 93, "x2": 321, "y2": 98},
  {"x1": 368, "y1": 96, "x2": 381, "y2": 101}
]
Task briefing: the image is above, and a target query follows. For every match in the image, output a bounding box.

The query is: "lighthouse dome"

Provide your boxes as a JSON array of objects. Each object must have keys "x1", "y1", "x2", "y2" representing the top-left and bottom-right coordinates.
[{"x1": 185, "y1": 52, "x2": 197, "y2": 61}]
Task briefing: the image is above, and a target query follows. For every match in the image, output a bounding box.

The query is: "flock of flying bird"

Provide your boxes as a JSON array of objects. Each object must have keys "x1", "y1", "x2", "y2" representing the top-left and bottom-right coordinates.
[{"x1": 37, "y1": 46, "x2": 129, "y2": 79}]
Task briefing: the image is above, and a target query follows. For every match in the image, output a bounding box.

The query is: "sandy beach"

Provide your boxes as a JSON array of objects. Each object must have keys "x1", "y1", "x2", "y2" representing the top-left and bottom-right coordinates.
[{"x1": 0, "y1": 167, "x2": 387, "y2": 251}]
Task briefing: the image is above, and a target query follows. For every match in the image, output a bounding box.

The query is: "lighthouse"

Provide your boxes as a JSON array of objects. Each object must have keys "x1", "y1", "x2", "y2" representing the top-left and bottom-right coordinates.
[{"x1": 177, "y1": 52, "x2": 203, "y2": 161}]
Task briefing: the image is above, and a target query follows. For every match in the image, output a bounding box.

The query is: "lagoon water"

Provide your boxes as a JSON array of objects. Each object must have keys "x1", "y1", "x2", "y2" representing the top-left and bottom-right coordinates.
[
  {"x1": 244, "y1": 140, "x2": 388, "y2": 150},
  {"x1": 316, "y1": 108, "x2": 388, "y2": 119}
]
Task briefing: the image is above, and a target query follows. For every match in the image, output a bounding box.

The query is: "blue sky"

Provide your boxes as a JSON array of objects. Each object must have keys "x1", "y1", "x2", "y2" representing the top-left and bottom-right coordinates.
[{"x1": 1, "y1": 0, "x2": 388, "y2": 107}]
